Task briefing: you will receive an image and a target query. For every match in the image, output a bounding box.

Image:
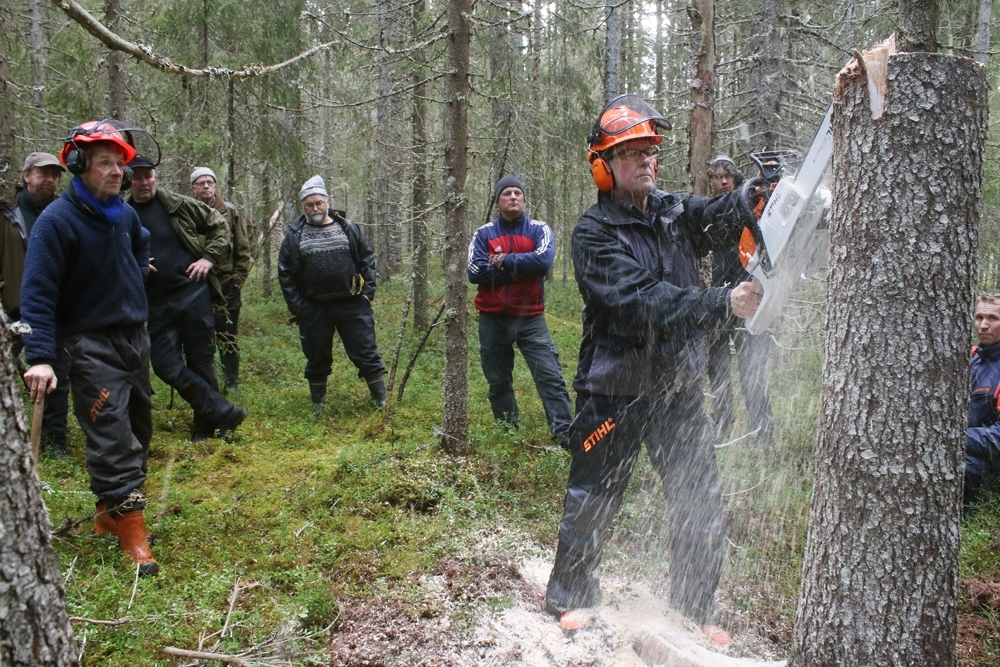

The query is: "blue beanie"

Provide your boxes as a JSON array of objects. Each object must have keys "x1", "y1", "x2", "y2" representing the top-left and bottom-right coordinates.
[{"x1": 494, "y1": 174, "x2": 525, "y2": 202}]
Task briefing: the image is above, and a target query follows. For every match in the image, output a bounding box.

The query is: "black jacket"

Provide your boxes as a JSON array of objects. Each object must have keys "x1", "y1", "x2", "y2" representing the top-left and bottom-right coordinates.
[
  {"x1": 278, "y1": 209, "x2": 377, "y2": 315},
  {"x1": 572, "y1": 189, "x2": 755, "y2": 396}
]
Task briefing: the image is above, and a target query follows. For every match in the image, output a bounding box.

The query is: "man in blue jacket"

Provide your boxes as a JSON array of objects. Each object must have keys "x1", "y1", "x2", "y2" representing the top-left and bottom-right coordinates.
[
  {"x1": 545, "y1": 96, "x2": 763, "y2": 644},
  {"x1": 21, "y1": 119, "x2": 158, "y2": 575},
  {"x1": 467, "y1": 175, "x2": 573, "y2": 446},
  {"x1": 965, "y1": 293, "x2": 1000, "y2": 507}
]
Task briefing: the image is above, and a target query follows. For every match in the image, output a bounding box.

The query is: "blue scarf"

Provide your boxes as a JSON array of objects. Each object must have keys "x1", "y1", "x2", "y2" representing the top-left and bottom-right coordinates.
[{"x1": 71, "y1": 175, "x2": 124, "y2": 225}]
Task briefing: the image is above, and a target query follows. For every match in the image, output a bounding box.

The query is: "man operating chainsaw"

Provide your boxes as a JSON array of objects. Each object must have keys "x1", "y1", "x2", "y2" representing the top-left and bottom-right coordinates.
[{"x1": 544, "y1": 95, "x2": 763, "y2": 645}]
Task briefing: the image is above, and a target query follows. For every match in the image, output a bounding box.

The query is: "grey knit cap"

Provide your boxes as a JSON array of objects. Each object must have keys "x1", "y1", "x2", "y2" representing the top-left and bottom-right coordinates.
[
  {"x1": 711, "y1": 155, "x2": 736, "y2": 167},
  {"x1": 493, "y1": 174, "x2": 525, "y2": 203},
  {"x1": 299, "y1": 175, "x2": 329, "y2": 201},
  {"x1": 190, "y1": 167, "x2": 217, "y2": 184}
]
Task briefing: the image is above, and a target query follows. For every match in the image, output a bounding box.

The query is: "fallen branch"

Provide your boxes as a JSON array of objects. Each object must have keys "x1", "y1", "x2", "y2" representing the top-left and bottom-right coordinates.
[
  {"x1": 396, "y1": 301, "x2": 446, "y2": 401},
  {"x1": 162, "y1": 647, "x2": 249, "y2": 666},
  {"x1": 68, "y1": 616, "x2": 129, "y2": 627},
  {"x1": 387, "y1": 280, "x2": 414, "y2": 394},
  {"x1": 50, "y1": 0, "x2": 334, "y2": 79}
]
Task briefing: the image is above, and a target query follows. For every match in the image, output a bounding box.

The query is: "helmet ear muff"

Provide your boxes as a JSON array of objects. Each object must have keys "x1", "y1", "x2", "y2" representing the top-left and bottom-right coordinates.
[
  {"x1": 120, "y1": 165, "x2": 133, "y2": 191},
  {"x1": 591, "y1": 156, "x2": 615, "y2": 192},
  {"x1": 64, "y1": 143, "x2": 86, "y2": 175}
]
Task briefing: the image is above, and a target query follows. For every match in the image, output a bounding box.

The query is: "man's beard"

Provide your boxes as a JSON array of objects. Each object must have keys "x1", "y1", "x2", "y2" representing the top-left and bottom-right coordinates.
[{"x1": 307, "y1": 211, "x2": 327, "y2": 224}]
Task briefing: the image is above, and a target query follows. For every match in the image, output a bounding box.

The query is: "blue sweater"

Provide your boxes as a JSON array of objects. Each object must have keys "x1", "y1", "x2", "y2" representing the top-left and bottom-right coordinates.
[{"x1": 20, "y1": 187, "x2": 150, "y2": 365}]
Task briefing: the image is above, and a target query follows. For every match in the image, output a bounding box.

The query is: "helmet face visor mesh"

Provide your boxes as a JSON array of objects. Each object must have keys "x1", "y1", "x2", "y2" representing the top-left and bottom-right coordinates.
[{"x1": 593, "y1": 95, "x2": 671, "y2": 140}]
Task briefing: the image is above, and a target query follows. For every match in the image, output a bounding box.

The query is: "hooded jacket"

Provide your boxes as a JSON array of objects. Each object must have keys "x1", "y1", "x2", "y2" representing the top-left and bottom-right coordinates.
[
  {"x1": 572, "y1": 189, "x2": 755, "y2": 396},
  {"x1": 467, "y1": 213, "x2": 554, "y2": 316}
]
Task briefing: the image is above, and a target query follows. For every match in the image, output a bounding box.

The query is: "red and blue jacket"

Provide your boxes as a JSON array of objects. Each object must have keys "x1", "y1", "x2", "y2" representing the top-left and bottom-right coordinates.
[
  {"x1": 967, "y1": 342, "x2": 1000, "y2": 477},
  {"x1": 467, "y1": 213, "x2": 554, "y2": 316}
]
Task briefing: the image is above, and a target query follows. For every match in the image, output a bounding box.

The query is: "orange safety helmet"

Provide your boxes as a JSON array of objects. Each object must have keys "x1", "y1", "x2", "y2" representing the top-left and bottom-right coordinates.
[
  {"x1": 59, "y1": 119, "x2": 139, "y2": 174},
  {"x1": 587, "y1": 95, "x2": 671, "y2": 191}
]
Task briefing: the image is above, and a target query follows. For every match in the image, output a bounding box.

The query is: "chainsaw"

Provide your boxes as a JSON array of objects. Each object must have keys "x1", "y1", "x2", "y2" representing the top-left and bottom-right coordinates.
[{"x1": 737, "y1": 106, "x2": 833, "y2": 335}]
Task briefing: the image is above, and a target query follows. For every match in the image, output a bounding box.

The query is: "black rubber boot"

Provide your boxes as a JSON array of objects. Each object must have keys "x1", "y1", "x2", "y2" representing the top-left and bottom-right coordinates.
[
  {"x1": 309, "y1": 382, "x2": 327, "y2": 418},
  {"x1": 221, "y1": 352, "x2": 240, "y2": 398},
  {"x1": 367, "y1": 376, "x2": 387, "y2": 409}
]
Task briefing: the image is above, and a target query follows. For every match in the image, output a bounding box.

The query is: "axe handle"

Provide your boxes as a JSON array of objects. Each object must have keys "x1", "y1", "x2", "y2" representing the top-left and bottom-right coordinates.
[{"x1": 30, "y1": 396, "x2": 44, "y2": 461}]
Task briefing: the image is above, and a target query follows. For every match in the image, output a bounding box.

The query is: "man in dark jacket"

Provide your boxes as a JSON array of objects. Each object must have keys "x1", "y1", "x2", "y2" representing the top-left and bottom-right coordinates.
[
  {"x1": 705, "y1": 155, "x2": 774, "y2": 449},
  {"x1": 544, "y1": 96, "x2": 762, "y2": 645},
  {"x1": 278, "y1": 175, "x2": 385, "y2": 414},
  {"x1": 467, "y1": 174, "x2": 572, "y2": 445},
  {"x1": 21, "y1": 119, "x2": 158, "y2": 574},
  {"x1": 190, "y1": 167, "x2": 252, "y2": 398},
  {"x1": 4, "y1": 151, "x2": 71, "y2": 457},
  {"x1": 128, "y1": 156, "x2": 246, "y2": 441},
  {"x1": 965, "y1": 293, "x2": 1000, "y2": 507}
]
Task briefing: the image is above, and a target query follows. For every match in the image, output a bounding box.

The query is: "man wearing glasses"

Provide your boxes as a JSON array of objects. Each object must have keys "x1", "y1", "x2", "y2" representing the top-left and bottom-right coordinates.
[
  {"x1": 278, "y1": 175, "x2": 385, "y2": 414},
  {"x1": 545, "y1": 95, "x2": 763, "y2": 645}
]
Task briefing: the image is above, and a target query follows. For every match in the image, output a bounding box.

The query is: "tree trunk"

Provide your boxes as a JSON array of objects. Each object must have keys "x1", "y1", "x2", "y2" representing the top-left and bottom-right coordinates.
[
  {"x1": 261, "y1": 171, "x2": 272, "y2": 297},
  {"x1": 748, "y1": 0, "x2": 783, "y2": 149},
  {"x1": 973, "y1": 0, "x2": 992, "y2": 64},
  {"x1": 790, "y1": 53, "x2": 987, "y2": 667},
  {"x1": 0, "y1": 324, "x2": 79, "y2": 665},
  {"x1": 411, "y1": 0, "x2": 429, "y2": 332},
  {"x1": 0, "y1": 0, "x2": 17, "y2": 196},
  {"x1": 687, "y1": 0, "x2": 715, "y2": 196},
  {"x1": 654, "y1": 0, "x2": 664, "y2": 105},
  {"x1": 375, "y1": 0, "x2": 403, "y2": 280},
  {"x1": 441, "y1": 0, "x2": 471, "y2": 453},
  {"x1": 604, "y1": 0, "x2": 620, "y2": 100},
  {"x1": 27, "y1": 0, "x2": 46, "y2": 111},
  {"x1": 898, "y1": 0, "x2": 939, "y2": 53},
  {"x1": 105, "y1": 0, "x2": 125, "y2": 118}
]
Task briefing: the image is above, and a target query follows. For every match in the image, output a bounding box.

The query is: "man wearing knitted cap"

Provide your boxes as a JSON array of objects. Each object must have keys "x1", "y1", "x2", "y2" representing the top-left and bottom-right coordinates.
[
  {"x1": 2, "y1": 151, "x2": 71, "y2": 457},
  {"x1": 279, "y1": 175, "x2": 385, "y2": 414},
  {"x1": 190, "y1": 167, "x2": 252, "y2": 398},
  {"x1": 467, "y1": 174, "x2": 572, "y2": 445}
]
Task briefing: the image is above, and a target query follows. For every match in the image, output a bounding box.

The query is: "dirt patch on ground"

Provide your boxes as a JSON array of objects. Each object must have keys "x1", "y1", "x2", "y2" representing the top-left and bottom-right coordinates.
[
  {"x1": 328, "y1": 554, "x2": 785, "y2": 666},
  {"x1": 957, "y1": 578, "x2": 1000, "y2": 667}
]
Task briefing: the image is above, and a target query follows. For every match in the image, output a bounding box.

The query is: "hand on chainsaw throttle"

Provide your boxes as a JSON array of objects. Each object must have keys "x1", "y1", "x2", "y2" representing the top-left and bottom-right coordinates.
[{"x1": 730, "y1": 281, "x2": 764, "y2": 319}]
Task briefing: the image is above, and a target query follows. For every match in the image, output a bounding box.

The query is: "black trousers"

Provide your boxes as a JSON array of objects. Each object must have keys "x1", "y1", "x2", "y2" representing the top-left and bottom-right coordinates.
[
  {"x1": 214, "y1": 282, "x2": 242, "y2": 390},
  {"x1": 62, "y1": 325, "x2": 152, "y2": 504},
  {"x1": 149, "y1": 288, "x2": 233, "y2": 424},
  {"x1": 297, "y1": 296, "x2": 384, "y2": 383},
  {"x1": 546, "y1": 388, "x2": 724, "y2": 623}
]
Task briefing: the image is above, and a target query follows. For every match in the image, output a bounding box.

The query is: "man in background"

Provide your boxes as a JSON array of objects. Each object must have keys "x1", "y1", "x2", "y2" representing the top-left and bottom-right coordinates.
[
  {"x1": 706, "y1": 155, "x2": 774, "y2": 451},
  {"x1": 467, "y1": 174, "x2": 573, "y2": 446},
  {"x1": 190, "y1": 167, "x2": 251, "y2": 398},
  {"x1": 278, "y1": 175, "x2": 385, "y2": 415},
  {"x1": 128, "y1": 155, "x2": 246, "y2": 441},
  {"x1": 3, "y1": 152, "x2": 70, "y2": 457}
]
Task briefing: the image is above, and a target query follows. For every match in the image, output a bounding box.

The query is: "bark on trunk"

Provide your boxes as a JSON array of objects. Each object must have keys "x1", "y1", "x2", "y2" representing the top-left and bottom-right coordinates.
[
  {"x1": 687, "y1": 0, "x2": 715, "y2": 196},
  {"x1": 441, "y1": 0, "x2": 470, "y2": 453},
  {"x1": 0, "y1": 322, "x2": 78, "y2": 665},
  {"x1": 105, "y1": 0, "x2": 125, "y2": 118},
  {"x1": 604, "y1": 0, "x2": 620, "y2": 100},
  {"x1": 898, "y1": 0, "x2": 939, "y2": 53},
  {"x1": 748, "y1": 0, "x2": 783, "y2": 149},
  {"x1": 375, "y1": 0, "x2": 403, "y2": 280},
  {"x1": 411, "y1": 0, "x2": 429, "y2": 331},
  {"x1": 973, "y1": 0, "x2": 992, "y2": 64},
  {"x1": 790, "y1": 53, "x2": 987, "y2": 667},
  {"x1": 27, "y1": 0, "x2": 46, "y2": 110},
  {"x1": 0, "y1": 0, "x2": 17, "y2": 197}
]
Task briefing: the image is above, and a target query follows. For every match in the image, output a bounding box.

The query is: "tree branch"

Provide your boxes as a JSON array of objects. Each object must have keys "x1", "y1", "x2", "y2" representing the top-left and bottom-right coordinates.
[{"x1": 50, "y1": 0, "x2": 335, "y2": 78}]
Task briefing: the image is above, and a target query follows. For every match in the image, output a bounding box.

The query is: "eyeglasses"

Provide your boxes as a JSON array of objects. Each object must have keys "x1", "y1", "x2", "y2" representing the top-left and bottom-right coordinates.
[{"x1": 609, "y1": 146, "x2": 659, "y2": 162}]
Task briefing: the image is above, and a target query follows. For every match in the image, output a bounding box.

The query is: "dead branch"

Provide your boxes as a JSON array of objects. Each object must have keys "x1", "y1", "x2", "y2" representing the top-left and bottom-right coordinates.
[
  {"x1": 396, "y1": 301, "x2": 446, "y2": 401},
  {"x1": 68, "y1": 616, "x2": 129, "y2": 626},
  {"x1": 162, "y1": 647, "x2": 249, "y2": 665},
  {"x1": 250, "y1": 201, "x2": 285, "y2": 265},
  {"x1": 50, "y1": 0, "x2": 334, "y2": 79},
  {"x1": 387, "y1": 280, "x2": 414, "y2": 394}
]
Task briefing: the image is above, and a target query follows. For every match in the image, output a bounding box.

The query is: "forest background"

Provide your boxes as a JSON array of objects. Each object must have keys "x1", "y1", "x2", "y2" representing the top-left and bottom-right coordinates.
[{"x1": 2, "y1": 0, "x2": 1000, "y2": 663}]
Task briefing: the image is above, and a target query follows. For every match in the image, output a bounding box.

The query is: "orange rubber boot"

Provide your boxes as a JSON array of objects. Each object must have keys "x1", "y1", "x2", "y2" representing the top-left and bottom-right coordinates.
[
  {"x1": 114, "y1": 510, "x2": 159, "y2": 576},
  {"x1": 701, "y1": 624, "x2": 731, "y2": 646},
  {"x1": 93, "y1": 503, "x2": 118, "y2": 536}
]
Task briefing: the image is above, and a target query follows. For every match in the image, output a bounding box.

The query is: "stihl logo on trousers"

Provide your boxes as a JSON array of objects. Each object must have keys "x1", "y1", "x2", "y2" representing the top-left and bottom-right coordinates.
[
  {"x1": 583, "y1": 417, "x2": 615, "y2": 452},
  {"x1": 90, "y1": 388, "x2": 110, "y2": 422}
]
